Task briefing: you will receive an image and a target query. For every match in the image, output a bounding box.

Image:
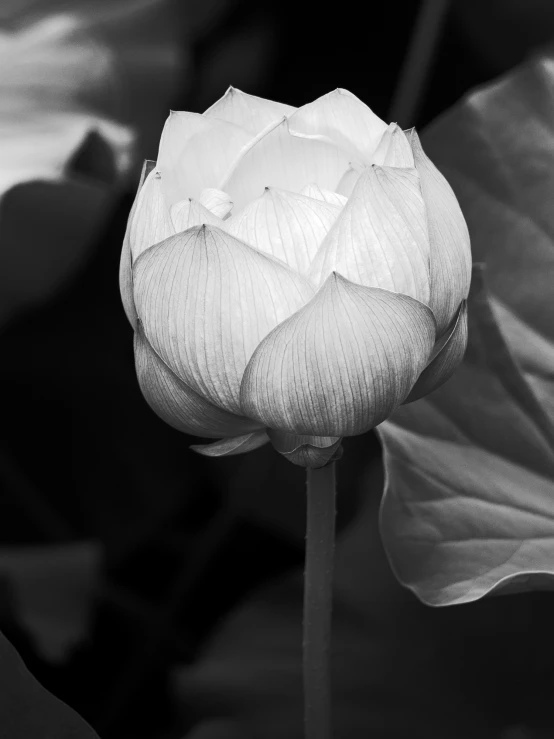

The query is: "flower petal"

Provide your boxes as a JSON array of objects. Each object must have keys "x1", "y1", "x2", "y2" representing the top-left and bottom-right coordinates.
[
  {"x1": 134, "y1": 325, "x2": 261, "y2": 438},
  {"x1": 240, "y1": 272, "x2": 436, "y2": 437},
  {"x1": 191, "y1": 430, "x2": 270, "y2": 457},
  {"x1": 203, "y1": 87, "x2": 296, "y2": 135},
  {"x1": 408, "y1": 128, "x2": 472, "y2": 334},
  {"x1": 335, "y1": 165, "x2": 361, "y2": 197},
  {"x1": 157, "y1": 111, "x2": 253, "y2": 204},
  {"x1": 199, "y1": 188, "x2": 234, "y2": 219},
  {"x1": 287, "y1": 89, "x2": 388, "y2": 162},
  {"x1": 220, "y1": 117, "x2": 351, "y2": 212},
  {"x1": 405, "y1": 300, "x2": 468, "y2": 403},
  {"x1": 170, "y1": 198, "x2": 223, "y2": 232},
  {"x1": 373, "y1": 123, "x2": 415, "y2": 167},
  {"x1": 267, "y1": 429, "x2": 342, "y2": 468},
  {"x1": 120, "y1": 159, "x2": 155, "y2": 329},
  {"x1": 300, "y1": 183, "x2": 347, "y2": 207},
  {"x1": 226, "y1": 187, "x2": 341, "y2": 273},
  {"x1": 309, "y1": 166, "x2": 431, "y2": 303},
  {"x1": 133, "y1": 225, "x2": 315, "y2": 415},
  {"x1": 129, "y1": 168, "x2": 175, "y2": 261}
]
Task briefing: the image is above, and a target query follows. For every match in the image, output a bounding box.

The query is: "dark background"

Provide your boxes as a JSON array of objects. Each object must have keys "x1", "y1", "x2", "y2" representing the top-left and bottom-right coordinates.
[{"x1": 2, "y1": 1, "x2": 554, "y2": 737}]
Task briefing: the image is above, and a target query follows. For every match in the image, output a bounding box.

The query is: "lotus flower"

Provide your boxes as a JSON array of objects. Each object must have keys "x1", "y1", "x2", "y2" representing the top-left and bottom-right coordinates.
[{"x1": 120, "y1": 88, "x2": 471, "y2": 467}]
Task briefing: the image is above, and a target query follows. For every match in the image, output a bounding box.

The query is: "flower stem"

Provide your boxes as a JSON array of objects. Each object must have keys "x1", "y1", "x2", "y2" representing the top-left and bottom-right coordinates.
[{"x1": 303, "y1": 462, "x2": 336, "y2": 739}]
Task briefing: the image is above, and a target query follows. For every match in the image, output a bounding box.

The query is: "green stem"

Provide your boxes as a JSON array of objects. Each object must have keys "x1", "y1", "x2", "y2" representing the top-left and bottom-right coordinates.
[{"x1": 303, "y1": 462, "x2": 336, "y2": 739}]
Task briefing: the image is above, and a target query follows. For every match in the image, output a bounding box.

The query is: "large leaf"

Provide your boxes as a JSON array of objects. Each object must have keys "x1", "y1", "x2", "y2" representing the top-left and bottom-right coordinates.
[
  {"x1": 0, "y1": 628, "x2": 100, "y2": 738},
  {"x1": 379, "y1": 52, "x2": 554, "y2": 605}
]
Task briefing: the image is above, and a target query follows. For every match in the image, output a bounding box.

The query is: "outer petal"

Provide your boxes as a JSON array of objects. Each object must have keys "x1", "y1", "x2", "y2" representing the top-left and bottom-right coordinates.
[
  {"x1": 119, "y1": 159, "x2": 155, "y2": 329},
  {"x1": 135, "y1": 325, "x2": 261, "y2": 437},
  {"x1": 133, "y1": 225, "x2": 315, "y2": 415},
  {"x1": 300, "y1": 183, "x2": 347, "y2": 207},
  {"x1": 287, "y1": 89, "x2": 388, "y2": 163},
  {"x1": 226, "y1": 187, "x2": 341, "y2": 273},
  {"x1": 309, "y1": 166, "x2": 431, "y2": 304},
  {"x1": 203, "y1": 87, "x2": 296, "y2": 135},
  {"x1": 373, "y1": 123, "x2": 415, "y2": 167},
  {"x1": 405, "y1": 300, "x2": 468, "y2": 403},
  {"x1": 129, "y1": 168, "x2": 175, "y2": 261},
  {"x1": 240, "y1": 273, "x2": 436, "y2": 437},
  {"x1": 191, "y1": 430, "x2": 270, "y2": 457},
  {"x1": 199, "y1": 188, "x2": 234, "y2": 219},
  {"x1": 408, "y1": 128, "x2": 472, "y2": 333},
  {"x1": 157, "y1": 111, "x2": 253, "y2": 204},
  {"x1": 170, "y1": 198, "x2": 223, "y2": 232},
  {"x1": 220, "y1": 117, "x2": 351, "y2": 211},
  {"x1": 267, "y1": 429, "x2": 342, "y2": 468}
]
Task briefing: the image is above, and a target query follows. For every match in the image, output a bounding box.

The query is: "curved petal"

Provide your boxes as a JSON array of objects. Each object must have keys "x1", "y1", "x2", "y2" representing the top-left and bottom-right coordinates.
[
  {"x1": 226, "y1": 187, "x2": 341, "y2": 273},
  {"x1": 129, "y1": 168, "x2": 175, "y2": 261},
  {"x1": 133, "y1": 225, "x2": 315, "y2": 415},
  {"x1": 119, "y1": 159, "x2": 155, "y2": 330},
  {"x1": 408, "y1": 128, "x2": 472, "y2": 334},
  {"x1": 405, "y1": 300, "x2": 468, "y2": 403},
  {"x1": 287, "y1": 88, "x2": 388, "y2": 162},
  {"x1": 191, "y1": 430, "x2": 270, "y2": 457},
  {"x1": 335, "y1": 165, "x2": 361, "y2": 197},
  {"x1": 300, "y1": 183, "x2": 347, "y2": 207},
  {"x1": 199, "y1": 188, "x2": 234, "y2": 219},
  {"x1": 373, "y1": 123, "x2": 415, "y2": 167},
  {"x1": 240, "y1": 273, "x2": 436, "y2": 437},
  {"x1": 134, "y1": 326, "x2": 261, "y2": 438},
  {"x1": 170, "y1": 198, "x2": 223, "y2": 232},
  {"x1": 120, "y1": 210, "x2": 137, "y2": 330},
  {"x1": 220, "y1": 117, "x2": 351, "y2": 212},
  {"x1": 157, "y1": 111, "x2": 253, "y2": 204},
  {"x1": 203, "y1": 87, "x2": 296, "y2": 135},
  {"x1": 267, "y1": 429, "x2": 342, "y2": 468},
  {"x1": 309, "y1": 166, "x2": 431, "y2": 303}
]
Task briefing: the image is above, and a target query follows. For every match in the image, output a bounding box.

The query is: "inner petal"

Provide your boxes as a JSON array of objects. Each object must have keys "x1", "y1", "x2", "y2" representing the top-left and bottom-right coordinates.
[
  {"x1": 220, "y1": 118, "x2": 351, "y2": 211},
  {"x1": 226, "y1": 187, "x2": 341, "y2": 273}
]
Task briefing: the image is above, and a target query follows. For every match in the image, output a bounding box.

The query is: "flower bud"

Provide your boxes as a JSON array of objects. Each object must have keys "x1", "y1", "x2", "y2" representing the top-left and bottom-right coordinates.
[{"x1": 121, "y1": 88, "x2": 471, "y2": 467}]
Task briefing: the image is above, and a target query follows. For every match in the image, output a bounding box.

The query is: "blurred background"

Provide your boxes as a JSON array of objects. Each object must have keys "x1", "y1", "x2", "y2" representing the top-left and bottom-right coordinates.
[{"x1": 1, "y1": 1, "x2": 554, "y2": 738}]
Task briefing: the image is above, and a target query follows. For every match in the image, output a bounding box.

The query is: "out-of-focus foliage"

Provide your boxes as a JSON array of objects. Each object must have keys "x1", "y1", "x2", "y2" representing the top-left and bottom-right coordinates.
[
  {"x1": 0, "y1": 628, "x2": 100, "y2": 738},
  {"x1": 454, "y1": 0, "x2": 554, "y2": 73},
  {"x1": 176, "y1": 462, "x2": 554, "y2": 739},
  {"x1": 380, "y1": 51, "x2": 554, "y2": 605},
  {"x1": 0, "y1": 542, "x2": 101, "y2": 663},
  {"x1": 0, "y1": 0, "x2": 182, "y2": 153},
  {"x1": 0, "y1": 0, "x2": 182, "y2": 327}
]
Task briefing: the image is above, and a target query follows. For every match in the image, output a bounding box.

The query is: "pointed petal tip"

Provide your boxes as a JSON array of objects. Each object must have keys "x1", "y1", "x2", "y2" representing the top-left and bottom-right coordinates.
[
  {"x1": 221, "y1": 114, "x2": 350, "y2": 209},
  {"x1": 222, "y1": 85, "x2": 243, "y2": 98}
]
